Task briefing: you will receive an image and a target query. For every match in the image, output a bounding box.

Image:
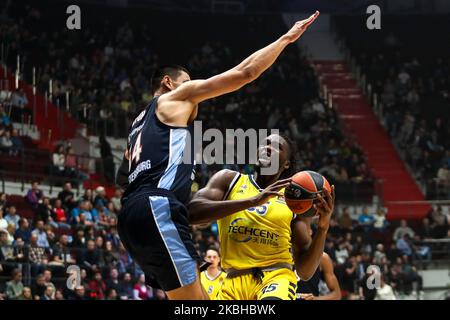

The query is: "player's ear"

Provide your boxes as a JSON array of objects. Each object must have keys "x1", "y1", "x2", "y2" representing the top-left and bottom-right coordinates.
[
  {"x1": 283, "y1": 159, "x2": 291, "y2": 170},
  {"x1": 162, "y1": 75, "x2": 173, "y2": 91}
]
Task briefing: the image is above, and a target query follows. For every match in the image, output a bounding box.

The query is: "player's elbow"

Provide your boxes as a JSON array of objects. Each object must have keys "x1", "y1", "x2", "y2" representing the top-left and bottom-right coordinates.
[
  {"x1": 235, "y1": 66, "x2": 258, "y2": 83},
  {"x1": 187, "y1": 202, "x2": 206, "y2": 225}
]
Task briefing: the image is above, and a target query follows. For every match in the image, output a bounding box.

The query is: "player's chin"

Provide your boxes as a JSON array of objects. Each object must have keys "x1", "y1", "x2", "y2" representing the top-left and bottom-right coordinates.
[{"x1": 256, "y1": 158, "x2": 271, "y2": 168}]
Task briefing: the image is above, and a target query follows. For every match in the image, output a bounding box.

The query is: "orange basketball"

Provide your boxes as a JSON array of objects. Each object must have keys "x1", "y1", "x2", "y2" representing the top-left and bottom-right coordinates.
[{"x1": 284, "y1": 170, "x2": 331, "y2": 216}]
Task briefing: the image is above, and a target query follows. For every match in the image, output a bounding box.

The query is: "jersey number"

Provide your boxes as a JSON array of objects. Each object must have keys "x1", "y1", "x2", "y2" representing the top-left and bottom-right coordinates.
[{"x1": 129, "y1": 132, "x2": 143, "y2": 169}]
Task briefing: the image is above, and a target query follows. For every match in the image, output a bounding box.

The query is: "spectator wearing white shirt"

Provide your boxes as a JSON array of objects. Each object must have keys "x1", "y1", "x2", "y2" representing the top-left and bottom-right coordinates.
[
  {"x1": 0, "y1": 207, "x2": 8, "y2": 230},
  {"x1": 52, "y1": 144, "x2": 66, "y2": 175},
  {"x1": 375, "y1": 276, "x2": 396, "y2": 300}
]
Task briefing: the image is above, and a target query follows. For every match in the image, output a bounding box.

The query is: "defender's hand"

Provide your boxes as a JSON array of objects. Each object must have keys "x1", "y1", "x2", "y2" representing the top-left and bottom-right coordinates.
[
  {"x1": 284, "y1": 11, "x2": 320, "y2": 43},
  {"x1": 314, "y1": 185, "x2": 335, "y2": 231},
  {"x1": 249, "y1": 178, "x2": 291, "y2": 207}
]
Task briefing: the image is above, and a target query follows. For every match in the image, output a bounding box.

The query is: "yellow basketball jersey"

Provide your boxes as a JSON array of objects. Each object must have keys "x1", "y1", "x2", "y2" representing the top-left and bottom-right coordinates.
[
  {"x1": 217, "y1": 173, "x2": 294, "y2": 270},
  {"x1": 200, "y1": 270, "x2": 226, "y2": 299}
]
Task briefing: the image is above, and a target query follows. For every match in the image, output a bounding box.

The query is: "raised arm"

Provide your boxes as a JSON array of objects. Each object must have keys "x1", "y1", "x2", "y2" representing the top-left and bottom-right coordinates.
[
  {"x1": 291, "y1": 186, "x2": 335, "y2": 281},
  {"x1": 188, "y1": 169, "x2": 290, "y2": 224},
  {"x1": 158, "y1": 11, "x2": 319, "y2": 125},
  {"x1": 179, "y1": 11, "x2": 319, "y2": 105}
]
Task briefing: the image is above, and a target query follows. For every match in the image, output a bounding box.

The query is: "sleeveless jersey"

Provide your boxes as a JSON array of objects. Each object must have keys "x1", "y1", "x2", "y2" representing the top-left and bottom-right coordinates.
[
  {"x1": 217, "y1": 173, "x2": 295, "y2": 270},
  {"x1": 123, "y1": 97, "x2": 195, "y2": 204},
  {"x1": 200, "y1": 270, "x2": 226, "y2": 299}
]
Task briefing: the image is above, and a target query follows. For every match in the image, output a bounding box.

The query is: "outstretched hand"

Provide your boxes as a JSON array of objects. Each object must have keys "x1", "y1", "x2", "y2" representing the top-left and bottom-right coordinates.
[
  {"x1": 284, "y1": 11, "x2": 320, "y2": 43},
  {"x1": 250, "y1": 178, "x2": 291, "y2": 207}
]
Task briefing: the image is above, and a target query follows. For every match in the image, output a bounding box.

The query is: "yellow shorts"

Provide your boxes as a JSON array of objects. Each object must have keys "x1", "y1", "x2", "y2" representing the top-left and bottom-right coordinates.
[{"x1": 216, "y1": 268, "x2": 297, "y2": 300}]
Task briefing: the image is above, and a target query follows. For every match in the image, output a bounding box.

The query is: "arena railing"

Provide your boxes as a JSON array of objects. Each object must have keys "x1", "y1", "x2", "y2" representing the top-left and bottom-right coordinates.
[
  {"x1": 0, "y1": 244, "x2": 139, "y2": 288},
  {"x1": 0, "y1": 147, "x2": 111, "y2": 194}
]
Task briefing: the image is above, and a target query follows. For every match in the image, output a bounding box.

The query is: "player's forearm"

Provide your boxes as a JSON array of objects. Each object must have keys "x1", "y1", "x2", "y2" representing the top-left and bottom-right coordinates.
[
  {"x1": 234, "y1": 35, "x2": 290, "y2": 81},
  {"x1": 294, "y1": 227, "x2": 328, "y2": 280},
  {"x1": 314, "y1": 289, "x2": 341, "y2": 300},
  {"x1": 188, "y1": 198, "x2": 255, "y2": 224}
]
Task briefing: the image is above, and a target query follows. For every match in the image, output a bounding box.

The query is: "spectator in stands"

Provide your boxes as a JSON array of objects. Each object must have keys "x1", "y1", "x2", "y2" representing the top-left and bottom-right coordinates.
[
  {"x1": 10, "y1": 89, "x2": 29, "y2": 110},
  {"x1": 55, "y1": 289, "x2": 65, "y2": 300},
  {"x1": 119, "y1": 272, "x2": 133, "y2": 300},
  {"x1": 393, "y1": 220, "x2": 415, "y2": 241},
  {"x1": 0, "y1": 130, "x2": 13, "y2": 154},
  {"x1": 357, "y1": 207, "x2": 375, "y2": 232},
  {"x1": 375, "y1": 275, "x2": 396, "y2": 300},
  {"x1": 41, "y1": 285, "x2": 55, "y2": 300},
  {"x1": 51, "y1": 234, "x2": 76, "y2": 265},
  {"x1": 0, "y1": 192, "x2": 7, "y2": 209},
  {"x1": 105, "y1": 268, "x2": 120, "y2": 294},
  {"x1": 80, "y1": 189, "x2": 93, "y2": 203},
  {"x1": 42, "y1": 269, "x2": 56, "y2": 296},
  {"x1": 417, "y1": 218, "x2": 433, "y2": 239},
  {"x1": 52, "y1": 144, "x2": 66, "y2": 176},
  {"x1": 32, "y1": 219, "x2": 49, "y2": 248},
  {"x1": 31, "y1": 274, "x2": 47, "y2": 300},
  {"x1": 50, "y1": 198, "x2": 70, "y2": 229},
  {"x1": 70, "y1": 285, "x2": 88, "y2": 300},
  {"x1": 94, "y1": 186, "x2": 108, "y2": 208},
  {"x1": 35, "y1": 197, "x2": 52, "y2": 223},
  {"x1": 133, "y1": 273, "x2": 153, "y2": 300},
  {"x1": 71, "y1": 228, "x2": 86, "y2": 248},
  {"x1": 339, "y1": 213, "x2": 354, "y2": 234},
  {"x1": 373, "y1": 208, "x2": 388, "y2": 232},
  {"x1": 373, "y1": 244, "x2": 386, "y2": 265},
  {"x1": 0, "y1": 229, "x2": 14, "y2": 269},
  {"x1": 0, "y1": 106, "x2": 11, "y2": 127},
  {"x1": 5, "y1": 268, "x2": 24, "y2": 300},
  {"x1": 70, "y1": 200, "x2": 90, "y2": 225},
  {"x1": 58, "y1": 182, "x2": 76, "y2": 212},
  {"x1": 78, "y1": 239, "x2": 101, "y2": 275},
  {"x1": 17, "y1": 287, "x2": 33, "y2": 300},
  {"x1": 15, "y1": 218, "x2": 31, "y2": 244},
  {"x1": 29, "y1": 234, "x2": 48, "y2": 276},
  {"x1": 4, "y1": 205, "x2": 20, "y2": 229},
  {"x1": 0, "y1": 207, "x2": 7, "y2": 230},
  {"x1": 436, "y1": 163, "x2": 450, "y2": 198},
  {"x1": 106, "y1": 288, "x2": 119, "y2": 300},
  {"x1": 396, "y1": 234, "x2": 413, "y2": 257},
  {"x1": 10, "y1": 129, "x2": 23, "y2": 156},
  {"x1": 431, "y1": 214, "x2": 449, "y2": 239},
  {"x1": 26, "y1": 181, "x2": 44, "y2": 209},
  {"x1": 102, "y1": 240, "x2": 119, "y2": 269},
  {"x1": 88, "y1": 271, "x2": 107, "y2": 300},
  {"x1": 111, "y1": 188, "x2": 122, "y2": 213}
]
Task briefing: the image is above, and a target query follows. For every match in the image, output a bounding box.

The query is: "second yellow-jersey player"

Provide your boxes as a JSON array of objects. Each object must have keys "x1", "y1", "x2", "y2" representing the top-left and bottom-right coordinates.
[{"x1": 200, "y1": 248, "x2": 226, "y2": 299}]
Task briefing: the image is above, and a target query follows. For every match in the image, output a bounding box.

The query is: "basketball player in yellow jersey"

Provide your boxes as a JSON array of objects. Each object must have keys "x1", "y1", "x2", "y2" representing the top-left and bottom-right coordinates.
[
  {"x1": 188, "y1": 133, "x2": 335, "y2": 300},
  {"x1": 200, "y1": 248, "x2": 226, "y2": 299}
]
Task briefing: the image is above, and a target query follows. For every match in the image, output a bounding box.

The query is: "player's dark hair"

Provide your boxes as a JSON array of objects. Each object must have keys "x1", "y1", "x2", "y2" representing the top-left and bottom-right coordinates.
[
  {"x1": 151, "y1": 65, "x2": 190, "y2": 94},
  {"x1": 279, "y1": 133, "x2": 297, "y2": 179},
  {"x1": 205, "y1": 247, "x2": 221, "y2": 257}
]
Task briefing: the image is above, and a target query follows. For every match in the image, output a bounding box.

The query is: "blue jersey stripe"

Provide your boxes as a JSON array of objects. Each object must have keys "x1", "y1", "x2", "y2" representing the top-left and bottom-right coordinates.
[
  {"x1": 158, "y1": 128, "x2": 188, "y2": 189},
  {"x1": 148, "y1": 195, "x2": 197, "y2": 287}
]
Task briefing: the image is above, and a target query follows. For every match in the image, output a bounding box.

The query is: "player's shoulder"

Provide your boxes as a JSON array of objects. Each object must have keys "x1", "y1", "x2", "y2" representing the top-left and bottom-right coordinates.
[{"x1": 210, "y1": 169, "x2": 241, "y2": 185}]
